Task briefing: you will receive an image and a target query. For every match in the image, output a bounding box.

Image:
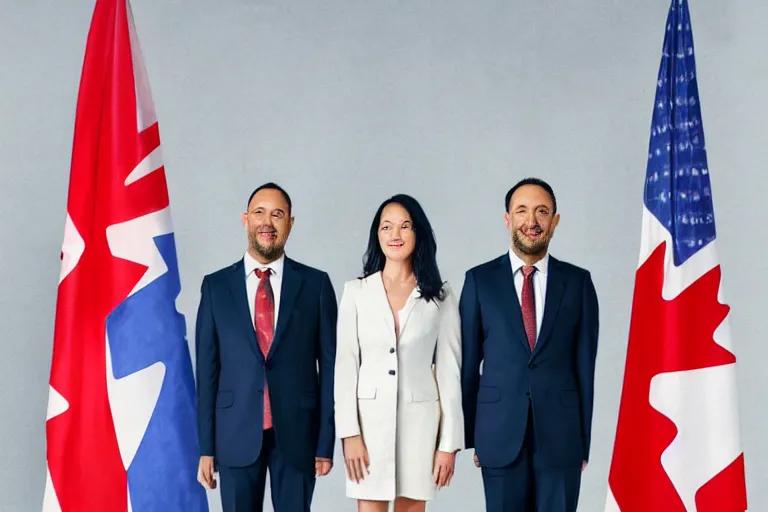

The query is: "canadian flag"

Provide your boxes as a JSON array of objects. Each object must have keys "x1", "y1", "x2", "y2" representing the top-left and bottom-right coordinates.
[
  {"x1": 604, "y1": 1, "x2": 748, "y2": 511},
  {"x1": 43, "y1": 1, "x2": 208, "y2": 510}
]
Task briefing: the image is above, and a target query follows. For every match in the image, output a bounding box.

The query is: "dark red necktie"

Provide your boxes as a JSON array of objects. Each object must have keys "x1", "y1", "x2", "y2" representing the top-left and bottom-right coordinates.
[
  {"x1": 520, "y1": 266, "x2": 537, "y2": 351},
  {"x1": 254, "y1": 268, "x2": 274, "y2": 429}
]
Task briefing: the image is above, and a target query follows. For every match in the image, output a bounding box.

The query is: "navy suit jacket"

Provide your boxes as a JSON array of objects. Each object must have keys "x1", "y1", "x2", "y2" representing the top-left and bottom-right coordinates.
[
  {"x1": 195, "y1": 256, "x2": 337, "y2": 475},
  {"x1": 459, "y1": 253, "x2": 599, "y2": 469}
]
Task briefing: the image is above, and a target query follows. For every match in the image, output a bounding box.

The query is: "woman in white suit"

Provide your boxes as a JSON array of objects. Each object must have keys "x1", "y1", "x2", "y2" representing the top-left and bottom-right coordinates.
[{"x1": 334, "y1": 194, "x2": 464, "y2": 512}]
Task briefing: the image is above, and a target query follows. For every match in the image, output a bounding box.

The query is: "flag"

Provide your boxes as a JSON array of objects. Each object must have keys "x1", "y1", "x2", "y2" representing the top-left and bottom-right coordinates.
[
  {"x1": 604, "y1": 1, "x2": 748, "y2": 511},
  {"x1": 43, "y1": 1, "x2": 208, "y2": 510}
]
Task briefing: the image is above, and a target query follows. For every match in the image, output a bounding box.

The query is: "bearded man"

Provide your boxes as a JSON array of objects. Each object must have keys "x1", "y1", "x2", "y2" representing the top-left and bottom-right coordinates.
[
  {"x1": 194, "y1": 182, "x2": 337, "y2": 512},
  {"x1": 459, "y1": 177, "x2": 600, "y2": 512}
]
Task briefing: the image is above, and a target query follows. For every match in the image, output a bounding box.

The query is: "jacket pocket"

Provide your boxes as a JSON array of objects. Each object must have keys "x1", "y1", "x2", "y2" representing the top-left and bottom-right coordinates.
[
  {"x1": 357, "y1": 387, "x2": 377, "y2": 400},
  {"x1": 216, "y1": 390, "x2": 234, "y2": 408},
  {"x1": 409, "y1": 387, "x2": 439, "y2": 403},
  {"x1": 477, "y1": 386, "x2": 500, "y2": 403}
]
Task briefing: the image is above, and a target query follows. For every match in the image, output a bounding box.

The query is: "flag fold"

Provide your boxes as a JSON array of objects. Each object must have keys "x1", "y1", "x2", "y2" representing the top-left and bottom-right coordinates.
[
  {"x1": 44, "y1": 1, "x2": 208, "y2": 511},
  {"x1": 605, "y1": 1, "x2": 747, "y2": 511}
]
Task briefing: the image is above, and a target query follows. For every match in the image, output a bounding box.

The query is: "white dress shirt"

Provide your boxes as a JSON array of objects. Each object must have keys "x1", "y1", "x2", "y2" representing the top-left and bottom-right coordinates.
[
  {"x1": 244, "y1": 252, "x2": 284, "y2": 327},
  {"x1": 508, "y1": 249, "x2": 549, "y2": 339}
]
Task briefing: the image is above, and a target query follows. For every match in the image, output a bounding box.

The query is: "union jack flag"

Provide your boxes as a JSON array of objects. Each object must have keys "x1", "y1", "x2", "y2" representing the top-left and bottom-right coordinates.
[
  {"x1": 605, "y1": 1, "x2": 748, "y2": 511},
  {"x1": 43, "y1": 1, "x2": 208, "y2": 510}
]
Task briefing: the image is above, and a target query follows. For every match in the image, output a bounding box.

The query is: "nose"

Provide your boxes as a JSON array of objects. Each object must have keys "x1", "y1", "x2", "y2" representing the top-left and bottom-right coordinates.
[{"x1": 524, "y1": 210, "x2": 537, "y2": 227}]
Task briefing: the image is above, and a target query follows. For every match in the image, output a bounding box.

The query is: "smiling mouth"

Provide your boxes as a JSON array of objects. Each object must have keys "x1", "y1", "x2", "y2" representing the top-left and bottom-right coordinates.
[
  {"x1": 388, "y1": 242, "x2": 405, "y2": 248},
  {"x1": 522, "y1": 228, "x2": 543, "y2": 240}
]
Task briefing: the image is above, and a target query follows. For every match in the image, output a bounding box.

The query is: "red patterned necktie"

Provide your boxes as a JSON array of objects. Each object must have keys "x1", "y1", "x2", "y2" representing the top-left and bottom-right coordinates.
[
  {"x1": 254, "y1": 268, "x2": 274, "y2": 429},
  {"x1": 520, "y1": 265, "x2": 537, "y2": 351}
]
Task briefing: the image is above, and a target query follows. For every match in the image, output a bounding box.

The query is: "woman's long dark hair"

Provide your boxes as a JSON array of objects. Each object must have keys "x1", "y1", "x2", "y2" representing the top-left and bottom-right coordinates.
[{"x1": 361, "y1": 194, "x2": 446, "y2": 303}]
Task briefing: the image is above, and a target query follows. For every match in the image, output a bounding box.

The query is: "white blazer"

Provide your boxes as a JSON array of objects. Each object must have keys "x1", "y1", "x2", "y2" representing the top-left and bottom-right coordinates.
[{"x1": 334, "y1": 272, "x2": 464, "y2": 501}]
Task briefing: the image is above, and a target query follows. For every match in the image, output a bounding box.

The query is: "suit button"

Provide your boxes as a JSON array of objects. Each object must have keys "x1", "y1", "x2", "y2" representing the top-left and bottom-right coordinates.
[
  {"x1": 390, "y1": 348, "x2": 395, "y2": 353},
  {"x1": 388, "y1": 370, "x2": 396, "y2": 375},
  {"x1": 528, "y1": 363, "x2": 535, "y2": 369}
]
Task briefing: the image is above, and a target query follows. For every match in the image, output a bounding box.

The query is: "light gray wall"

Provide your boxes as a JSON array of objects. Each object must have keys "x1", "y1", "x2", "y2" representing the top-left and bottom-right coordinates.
[{"x1": 1, "y1": 0, "x2": 766, "y2": 510}]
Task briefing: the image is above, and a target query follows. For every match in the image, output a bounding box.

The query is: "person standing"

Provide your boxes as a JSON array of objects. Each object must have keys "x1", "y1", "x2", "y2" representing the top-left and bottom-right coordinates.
[
  {"x1": 335, "y1": 194, "x2": 464, "y2": 512},
  {"x1": 460, "y1": 178, "x2": 599, "y2": 512},
  {"x1": 195, "y1": 182, "x2": 337, "y2": 512}
]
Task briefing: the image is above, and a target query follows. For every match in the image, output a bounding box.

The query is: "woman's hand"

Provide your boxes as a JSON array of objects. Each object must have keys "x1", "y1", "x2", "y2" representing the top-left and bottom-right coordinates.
[
  {"x1": 343, "y1": 435, "x2": 369, "y2": 483},
  {"x1": 433, "y1": 450, "x2": 457, "y2": 489}
]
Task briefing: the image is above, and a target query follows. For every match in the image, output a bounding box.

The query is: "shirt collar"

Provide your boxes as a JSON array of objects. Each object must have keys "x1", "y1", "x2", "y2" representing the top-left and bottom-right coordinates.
[
  {"x1": 508, "y1": 248, "x2": 549, "y2": 276},
  {"x1": 244, "y1": 251, "x2": 285, "y2": 278}
]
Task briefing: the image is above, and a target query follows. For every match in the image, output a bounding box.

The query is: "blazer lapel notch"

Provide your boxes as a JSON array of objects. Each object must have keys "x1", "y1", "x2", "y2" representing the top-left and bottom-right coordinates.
[
  {"x1": 226, "y1": 260, "x2": 262, "y2": 360},
  {"x1": 268, "y1": 258, "x2": 304, "y2": 359},
  {"x1": 532, "y1": 258, "x2": 566, "y2": 358},
  {"x1": 369, "y1": 272, "x2": 397, "y2": 343},
  {"x1": 493, "y1": 255, "x2": 532, "y2": 354}
]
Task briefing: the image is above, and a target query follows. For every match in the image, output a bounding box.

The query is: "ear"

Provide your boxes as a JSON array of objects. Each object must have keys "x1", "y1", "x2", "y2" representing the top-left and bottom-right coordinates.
[
  {"x1": 503, "y1": 211, "x2": 511, "y2": 231},
  {"x1": 241, "y1": 212, "x2": 248, "y2": 227},
  {"x1": 550, "y1": 212, "x2": 561, "y2": 233}
]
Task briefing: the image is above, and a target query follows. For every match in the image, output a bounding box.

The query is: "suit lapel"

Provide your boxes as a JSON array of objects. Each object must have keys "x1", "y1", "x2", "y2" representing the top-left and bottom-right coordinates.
[
  {"x1": 369, "y1": 272, "x2": 397, "y2": 342},
  {"x1": 492, "y1": 255, "x2": 531, "y2": 354},
  {"x1": 396, "y1": 287, "x2": 419, "y2": 339},
  {"x1": 226, "y1": 260, "x2": 262, "y2": 359},
  {"x1": 532, "y1": 257, "x2": 566, "y2": 358},
  {"x1": 269, "y1": 257, "x2": 304, "y2": 358}
]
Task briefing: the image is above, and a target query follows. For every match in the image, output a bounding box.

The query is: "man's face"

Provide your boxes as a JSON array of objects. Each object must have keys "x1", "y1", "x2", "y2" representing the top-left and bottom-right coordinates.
[
  {"x1": 241, "y1": 188, "x2": 293, "y2": 262},
  {"x1": 504, "y1": 184, "x2": 559, "y2": 258}
]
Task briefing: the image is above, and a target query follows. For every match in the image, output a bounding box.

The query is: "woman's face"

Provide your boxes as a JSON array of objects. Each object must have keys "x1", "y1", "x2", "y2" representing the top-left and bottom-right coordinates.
[{"x1": 378, "y1": 202, "x2": 416, "y2": 263}]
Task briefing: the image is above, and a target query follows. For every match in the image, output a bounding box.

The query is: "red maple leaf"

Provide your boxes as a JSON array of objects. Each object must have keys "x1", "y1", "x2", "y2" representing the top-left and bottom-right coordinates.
[{"x1": 608, "y1": 242, "x2": 746, "y2": 512}]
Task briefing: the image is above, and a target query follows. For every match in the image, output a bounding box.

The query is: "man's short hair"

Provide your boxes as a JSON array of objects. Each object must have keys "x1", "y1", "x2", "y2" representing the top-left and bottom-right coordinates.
[
  {"x1": 504, "y1": 177, "x2": 557, "y2": 213},
  {"x1": 246, "y1": 182, "x2": 292, "y2": 214}
]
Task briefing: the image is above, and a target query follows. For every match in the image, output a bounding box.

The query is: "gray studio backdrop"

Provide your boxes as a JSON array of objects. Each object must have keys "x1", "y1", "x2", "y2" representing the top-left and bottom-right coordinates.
[{"x1": 1, "y1": 0, "x2": 766, "y2": 510}]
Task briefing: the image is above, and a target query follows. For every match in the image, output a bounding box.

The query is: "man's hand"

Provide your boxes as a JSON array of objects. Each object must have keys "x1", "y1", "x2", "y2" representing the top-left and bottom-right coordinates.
[
  {"x1": 197, "y1": 456, "x2": 216, "y2": 489},
  {"x1": 582, "y1": 460, "x2": 588, "y2": 472},
  {"x1": 473, "y1": 453, "x2": 480, "y2": 468},
  {"x1": 315, "y1": 457, "x2": 333, "y2": 477}
]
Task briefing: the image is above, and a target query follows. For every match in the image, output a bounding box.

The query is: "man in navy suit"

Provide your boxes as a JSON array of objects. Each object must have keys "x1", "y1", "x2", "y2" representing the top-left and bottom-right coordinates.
[
  {"x1": 460, "y1": 177, "x2": 599, "y2": 512},
  {"x1": 195, "y1": 182, "x2": 337, "y2": 512}
]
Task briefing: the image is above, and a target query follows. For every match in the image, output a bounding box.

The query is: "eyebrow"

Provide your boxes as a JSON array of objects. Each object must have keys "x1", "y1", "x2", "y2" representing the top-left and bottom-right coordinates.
[
  {"x1": 515, "y1": 204, "x2": 550, "y2": 210},
  {"x1": 251, "y1": 206, "x2": 285, "y2": 213}
]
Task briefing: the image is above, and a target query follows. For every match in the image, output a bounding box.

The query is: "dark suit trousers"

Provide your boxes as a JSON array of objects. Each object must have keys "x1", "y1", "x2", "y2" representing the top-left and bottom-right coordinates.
[
  {"x1": 219, "y1": 429, "x2": 315, "y2": 512},
  {"x1": 481, "y1": 405, "x2": 582, "y2": 512}
]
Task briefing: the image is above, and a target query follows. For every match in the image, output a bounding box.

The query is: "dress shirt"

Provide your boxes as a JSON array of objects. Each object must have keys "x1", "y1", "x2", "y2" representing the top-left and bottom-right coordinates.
[
  {"x1": 244, "y1": 251, "x2": 284, "y2": 327},
  {"x1": 508, "y1": 249, "x2": 549, "y2": 339}
]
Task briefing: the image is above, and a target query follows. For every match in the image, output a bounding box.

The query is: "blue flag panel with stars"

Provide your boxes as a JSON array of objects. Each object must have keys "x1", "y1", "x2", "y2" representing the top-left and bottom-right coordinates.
[{"x1": 643, "y1": 0, "x2": 716, "y2": 267}]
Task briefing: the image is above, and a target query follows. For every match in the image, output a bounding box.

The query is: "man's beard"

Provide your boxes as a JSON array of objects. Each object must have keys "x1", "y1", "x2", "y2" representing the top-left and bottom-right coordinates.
[
  {"x1": 512, "y1": 229, "x2": 549, "y2": 256},
  {"x1": 249, "y1": 231, "x2": 285, "y2": 261}
]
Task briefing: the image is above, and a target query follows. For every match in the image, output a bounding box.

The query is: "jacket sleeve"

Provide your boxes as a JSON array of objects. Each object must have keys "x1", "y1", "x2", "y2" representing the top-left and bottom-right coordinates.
[
  {"x1": 435, "y1": 283, "x2": 465, "y2": 453},
  {"x1": 195, "y1": 275, "x2": 219, "y2": 457},
  {"x1": 576, "y1": 271, "x2": 599, "y2": 463},
  {"x1": 315, "y1": 272, "x2": 338, "y2": 459},
  {"x1": 333, "y1": 280, "x2": 362, "y2": 439},
  {"x1": 459, "y1": 269, "x2": 482, "y2": 450}
]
